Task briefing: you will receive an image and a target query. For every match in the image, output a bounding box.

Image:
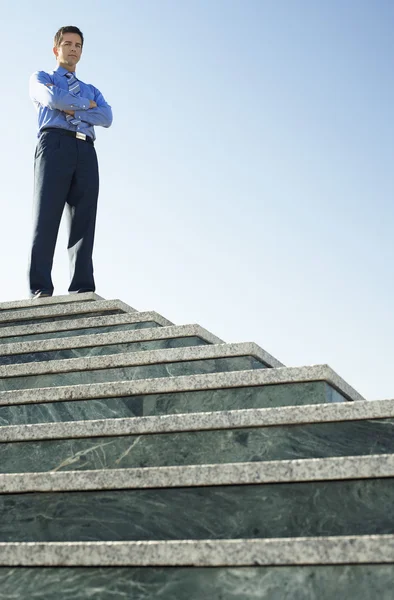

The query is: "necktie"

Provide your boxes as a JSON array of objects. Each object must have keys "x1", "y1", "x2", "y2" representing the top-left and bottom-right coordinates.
[{"x1": 65, "y1": 72, "x2": 82, "y2": 126}]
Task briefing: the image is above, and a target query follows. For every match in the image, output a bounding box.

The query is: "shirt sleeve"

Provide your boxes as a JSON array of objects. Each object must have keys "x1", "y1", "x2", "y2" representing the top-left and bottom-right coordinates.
[
  {"x1": 29, "y1": 71, "x2": 91, "y2": 111},
  {"x1": 74, "y1": 86, "x2": 113, "y2": 128}
]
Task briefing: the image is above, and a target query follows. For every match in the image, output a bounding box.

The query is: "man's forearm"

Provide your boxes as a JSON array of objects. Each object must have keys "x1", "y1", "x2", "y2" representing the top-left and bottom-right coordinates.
[
  {"x1": 74, "y1": 105, "x2": 113, "y2": 128},
  {"x1": 30, "y1": 75, "x2": 90, "y2": 112},
  {"x1": 63, "y1": 99, "x2": 96, "y2": 117}
]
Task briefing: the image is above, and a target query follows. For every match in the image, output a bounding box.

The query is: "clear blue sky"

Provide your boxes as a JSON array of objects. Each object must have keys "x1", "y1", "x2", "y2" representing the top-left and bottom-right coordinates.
[{"x1": 1, "y1": 0, "x2": 393, "y2": 399}]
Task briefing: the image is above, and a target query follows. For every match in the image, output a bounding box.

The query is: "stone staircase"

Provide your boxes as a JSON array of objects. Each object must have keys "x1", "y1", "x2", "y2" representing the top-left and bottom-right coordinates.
[{"x1": 0, "y1": 293, "x2": 393, "y2": 599}]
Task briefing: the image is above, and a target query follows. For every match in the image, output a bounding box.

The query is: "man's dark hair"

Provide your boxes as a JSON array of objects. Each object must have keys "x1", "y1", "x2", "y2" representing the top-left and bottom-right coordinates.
[{"x1": 54, "y1": 26, "x2": 84, "y2": 48}]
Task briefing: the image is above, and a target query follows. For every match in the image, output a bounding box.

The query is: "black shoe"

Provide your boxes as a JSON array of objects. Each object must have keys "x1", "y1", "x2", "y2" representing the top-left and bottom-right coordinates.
[{"x1": 32, "y1": 291, "x2": 52, "y2": 299}]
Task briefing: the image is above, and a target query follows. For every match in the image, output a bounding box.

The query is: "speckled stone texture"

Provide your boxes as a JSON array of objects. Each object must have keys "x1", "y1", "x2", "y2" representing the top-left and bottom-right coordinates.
[
  {"x1": 0, "y1": 325, "x2": 221, "y2": 354},
  {"x1": 1, "y1": 418, "x2": 394, "y2": 474},
  {"x1": 0, "y1": 325, "x2": 226, "y2": 366},
  {"x1": 0, "y1": 381, "x2": 346, "y2": 426},
  {"x1": 0, "y1": 311, "x2": 174, "y2": 344},
  {"x1": 1, "y1": 536, "x2": 394, "y2": 566},
  {"x1": 1, "y1": 454, "x2": 394, "y2": 493},
  {"x1": 0, "y1": 356, "x2": 267, "y2": 392},
  {"x1": 0, "y1": 300, "x2": 135, "y2": 329},
  {"x1": 0, "y1": 336, "x2": 212, "y2": 366},
  {"x1": 1, "y1": 476, "x2": 394, "y2": 541},
  {"x1": 0, "y1": 364, "x2": 363, "y2": 408},
  {"x1": 3, "y1": 397, "x2": 393, "y2": 440},
  {"x1": 0, "y1": 292, "x2": 103, "y2": 312},
  {"x1": 0, "y1": 564, "x2": 394, "y2": 599}
]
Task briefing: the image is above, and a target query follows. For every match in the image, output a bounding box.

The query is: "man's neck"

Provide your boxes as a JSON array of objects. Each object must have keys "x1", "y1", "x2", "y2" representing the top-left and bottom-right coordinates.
[{"x1": 57, "y1": 62, "x2": 76, "y2": 73}]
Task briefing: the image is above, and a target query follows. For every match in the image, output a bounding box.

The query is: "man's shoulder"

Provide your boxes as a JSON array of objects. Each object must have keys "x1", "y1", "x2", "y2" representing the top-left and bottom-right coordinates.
[{"x1": 30, "y1": 70, "x2": 56, "y2": 82}]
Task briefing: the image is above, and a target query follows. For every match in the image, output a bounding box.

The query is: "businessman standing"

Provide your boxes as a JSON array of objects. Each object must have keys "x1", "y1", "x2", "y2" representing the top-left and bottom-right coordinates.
[{"x1": 29, "y1": 25, "x2": 113, "y2": 298}]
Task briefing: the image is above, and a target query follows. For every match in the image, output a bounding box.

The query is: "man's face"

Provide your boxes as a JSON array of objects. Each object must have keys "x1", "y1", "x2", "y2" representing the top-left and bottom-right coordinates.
[{"x1": 53, "y1": 33, "x2": 82, "y2": 71}]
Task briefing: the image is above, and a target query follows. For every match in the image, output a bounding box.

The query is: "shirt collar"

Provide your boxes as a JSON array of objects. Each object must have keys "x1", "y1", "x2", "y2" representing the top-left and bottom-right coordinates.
[{"x1": 55, "y1": 66, "x2": 77, "y2": 78}]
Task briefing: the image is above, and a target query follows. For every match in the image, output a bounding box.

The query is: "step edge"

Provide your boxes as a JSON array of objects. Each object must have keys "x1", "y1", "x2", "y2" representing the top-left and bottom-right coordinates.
[
  {"x1": 0, "y1": 293, "x2": 104, "y2": 312},
  {"x1": 0, "y1": 535, "x2": 393, "y2": 567},
  {"x1": 0, "y1": 324, "x2": 225, "y2": 356},
  {"x1": 0, "y1": 311, "x2": 174, "y2": 339},
  {"x1": 0, "y1": 366, "x2": 364, "y2": 406},
  {"x1": 0, "y1": 342, "x2": 281, "y2": 380},
  {"x1": 0, "y1": 300, "x2": 136, "y2": 325},
  {"x1": 0, "y1": 453, "x2": 393, "y2": 493},
  {"x1": 1, "y1": 398, "x2": 393, "y2": 442}
]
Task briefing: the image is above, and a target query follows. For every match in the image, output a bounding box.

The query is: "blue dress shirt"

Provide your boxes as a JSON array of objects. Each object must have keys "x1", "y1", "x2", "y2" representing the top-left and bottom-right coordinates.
[{"x1": 29, "y1": 66, "x2": 113, "y2": 141}]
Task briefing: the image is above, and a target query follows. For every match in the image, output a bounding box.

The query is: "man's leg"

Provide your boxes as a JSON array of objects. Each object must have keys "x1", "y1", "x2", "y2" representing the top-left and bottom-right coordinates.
[
  {"x1": 29, "y1": 131, "x2": 75, "y2": 296},
  {"x1": 66, "y1": 141, "x2": 99, "y2": 293}
]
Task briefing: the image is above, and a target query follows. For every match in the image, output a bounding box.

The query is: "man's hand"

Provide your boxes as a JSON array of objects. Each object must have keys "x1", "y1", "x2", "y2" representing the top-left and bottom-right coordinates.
[
  {"x1": 89, "y1": 100, "x2": 97, "y2": 109},
  {"x1": 64, "y1": 110, "x2": 75, "y2": 116}
]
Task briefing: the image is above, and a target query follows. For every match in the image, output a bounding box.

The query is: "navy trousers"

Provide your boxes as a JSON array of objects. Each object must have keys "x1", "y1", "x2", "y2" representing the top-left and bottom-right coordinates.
[{"x1": 29, "y1": 129, "x2": 99, "y2": 296}]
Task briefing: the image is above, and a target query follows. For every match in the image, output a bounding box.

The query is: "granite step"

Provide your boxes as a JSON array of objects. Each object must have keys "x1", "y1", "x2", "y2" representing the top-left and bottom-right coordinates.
[
  {"x1": 0, "y1": 325, "x2": 224, "y2": 366},
  {"x1": 1, "y1": 455, "x2": 394, "y2": 541},
  {"x1": 1, "y1": 538, "x2": 393, "y2": 599},
  {"x1": 0, "y1": 366, "x2": 363, "y2": 426},
  {"x1": 0, "y1": 559, "x2": 393, "y2": 600},
  {"x1": 1, "y1": 453, "x2": 391, "y2": 493},
  {"x1": 0, "y1": 292, "x2": 103, "y2": 313},
  {"x1": 1, "y1": 402, "x2": 394, "y2": 474},
  {"x1": 0, "y1": 397, "x2": 390, "y2": 441},
  {"x1": 0, "y1": 535, "x2": 393, "y2": 566},
  {"x1": 0, "y1": 300, "x2": 136, "y2": 329},
  {"x1": 0, "y1": 343, "x2": 281, "y2": 393},
  {"x1": 0, "y1": 311, "x2": 174, "y2": 345}
]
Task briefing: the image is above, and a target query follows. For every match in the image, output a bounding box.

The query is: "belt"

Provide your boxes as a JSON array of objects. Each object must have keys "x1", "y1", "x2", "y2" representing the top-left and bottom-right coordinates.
[{"x1": 41, "y1": 127, "x2": 94, "y2": 145}]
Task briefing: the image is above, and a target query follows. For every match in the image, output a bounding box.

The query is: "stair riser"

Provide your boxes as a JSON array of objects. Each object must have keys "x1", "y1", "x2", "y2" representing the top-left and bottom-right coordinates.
[
  {"x1": 0, "y1": 382, "x2": 344, "y2": 426},
  {"x1": 0, "y1": 321, "x2": 161, "y2": 345},
  {"x1": 0, "y1": 565, "x2": 393, "y2": 599},
  {"x1": 0, "y1": 337, "x2": 210, "y2": 366},
  {"x1": 1, "y1": 418, "x2": 393, "y2": 474},
  {"x1": 1, "y1": 478, "x2": 393, "y2": 541},
  {"x1": 0, "y1": 310, "x2": 124, "y2": 329}
]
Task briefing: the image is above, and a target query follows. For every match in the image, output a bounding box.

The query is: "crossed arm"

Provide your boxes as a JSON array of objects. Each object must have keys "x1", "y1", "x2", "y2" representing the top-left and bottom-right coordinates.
[
  {"x1": 45, "y1": 84, "x2": 97, "y2": 117},
  {"x1": 29, "y1": 71, "x2": 113, "y2": 128}
]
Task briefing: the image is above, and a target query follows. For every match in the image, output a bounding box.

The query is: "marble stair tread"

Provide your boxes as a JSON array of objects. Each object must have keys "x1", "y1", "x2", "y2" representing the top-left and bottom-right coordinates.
[
  {"x1": 1, "y1": 398, "x2": 392, "y2": 442},
  {"x1": 0, "y1": 535, "x2": 393, "y2": 567},
  {"x1": 0, "y1": 454, "x2": 392, "y2": 493},
  {"x1": 0, "y1": 300, "x2": 137, "y2": 329},
  {"x1": 0, "y1": 380, "x2": 350, "y2": 428},
  {"x1": 0, "y1": 311, "x2": 174, "y2": 344},
  {"x1": 0, "y1": 342, "x2": 281, "y2": 381},
  {"x1": 0, "y1": 293, "x2": 103, "y2": 313},
  {"x1": 2, "y1": 409, "x2": 394, "y2": 474},
  {"x1": 0, "y1": 365, "x2": 364, "y2": 408},
  {"x1": 0, "y1": 325, "x2": 225, "y2": 360}
]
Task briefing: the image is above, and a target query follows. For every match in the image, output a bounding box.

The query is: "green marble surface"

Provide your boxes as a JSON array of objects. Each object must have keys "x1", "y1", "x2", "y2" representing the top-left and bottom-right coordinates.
[
  {"x1": 1, "y1": 479, "x2": 393, "y2": 542},
  {"x1": 1, "y1": 418, "x2": 393, "y2": 474},
  {"x1": 0, "y1": 310, "x2": 123, "y2": 329},
  {"x1": 0, "y1": 382, "x2": 345, "y2": 426},
  {"x1": 0, "y1": 565, "x2": 393, "y2": 599},
  {"x1": 0, "y1": 321, "x2": 160, "y2": 345},
  {"x1": 0, "y1": 356, "x2": 266, "y2": 392},
  {"x1": 0, "y1": 336, "x2": 209, "y2": 366}
]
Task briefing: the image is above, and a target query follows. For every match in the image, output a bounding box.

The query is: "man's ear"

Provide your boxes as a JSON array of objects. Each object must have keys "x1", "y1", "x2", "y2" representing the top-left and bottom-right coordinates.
[{"x1": 53, "y1": 46, "x2": 58, "y2": 58}]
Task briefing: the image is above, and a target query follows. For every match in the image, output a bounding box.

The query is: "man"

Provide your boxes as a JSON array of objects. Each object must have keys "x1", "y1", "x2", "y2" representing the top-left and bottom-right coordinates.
[{"x1": 28, "y1": 25, "x2": 113, "y2": 298}]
